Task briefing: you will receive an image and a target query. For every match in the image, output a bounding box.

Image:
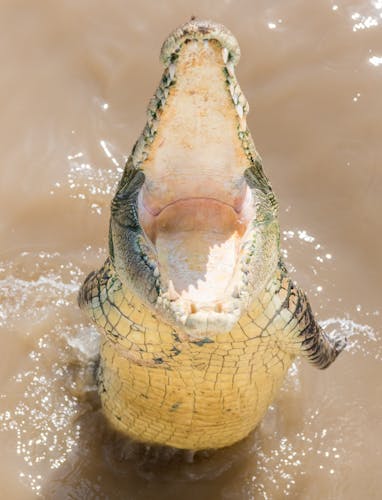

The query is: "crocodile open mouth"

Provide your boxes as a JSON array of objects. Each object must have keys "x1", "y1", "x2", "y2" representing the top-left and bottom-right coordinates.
[
  {"x1": 106, "y1": 24, "x2": 278, "y2": 336},
  {"x1": 134, "y1": 38, "x2": 256, "y2": 316},
  {"x1": 138, "y1": 188, "x2": 255, "y2": 311}
]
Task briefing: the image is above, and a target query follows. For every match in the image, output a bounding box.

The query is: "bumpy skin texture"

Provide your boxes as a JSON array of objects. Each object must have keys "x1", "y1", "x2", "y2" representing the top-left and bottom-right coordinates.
[{"x1": 79, "y1": 20, "x2": 345, "y2": 450}]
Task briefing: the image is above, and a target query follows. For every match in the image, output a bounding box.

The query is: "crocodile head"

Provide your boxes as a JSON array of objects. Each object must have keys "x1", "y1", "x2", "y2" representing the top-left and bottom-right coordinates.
[{"x1": 110, "y1": 20, "x2": 279, "y2": 338}]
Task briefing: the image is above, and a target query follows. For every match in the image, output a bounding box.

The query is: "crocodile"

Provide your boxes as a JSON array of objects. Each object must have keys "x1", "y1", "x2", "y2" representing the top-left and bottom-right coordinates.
[{"x1": 78, "y1": 19, "x2": 345, "y2": 451}]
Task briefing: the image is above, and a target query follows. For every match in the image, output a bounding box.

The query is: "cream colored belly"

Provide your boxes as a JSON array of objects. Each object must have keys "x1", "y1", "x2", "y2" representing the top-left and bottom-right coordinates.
[{"x1": 99, "y1": 334, "x2": 293, "y2": 450}]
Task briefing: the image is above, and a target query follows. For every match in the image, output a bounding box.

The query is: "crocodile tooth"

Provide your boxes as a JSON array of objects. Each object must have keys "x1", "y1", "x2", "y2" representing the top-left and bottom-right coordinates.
[
  {"x1": 148, "y1": 97, "x2": 157, "y2": 114},
  {"x1": 222, "y1": 47, "x2": 229, "y2": 64},
  {"x1": 167, "y1": 280, "x2": 179, "y2": 301},
  {"x1": 238, "y1": 94, "x2": 247, "y2": 108},
  {"x1": 153, "y1": 267, "x2": 160, "y2": 278},
  {"x1": 169, "y1": 63, "x2": 176, "y2": 80},
  {"x1": 239, "y1": 116, "x2": 246, "y2": 132},
  {"x1": 236, "y1": 104, "x2": 243, "y2": 119},
  {"x1": 226, "y1": 61, "x2": 234, "y2": 76}
]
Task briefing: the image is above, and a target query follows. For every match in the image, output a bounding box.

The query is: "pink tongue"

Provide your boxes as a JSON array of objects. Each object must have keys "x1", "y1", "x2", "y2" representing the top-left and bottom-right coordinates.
[
  {"x1": 139, "y1": 176, "x2": 248, "y2": 217},
  {"x1": 140, "y1": 197, "x2": 246, "y2": 244}
]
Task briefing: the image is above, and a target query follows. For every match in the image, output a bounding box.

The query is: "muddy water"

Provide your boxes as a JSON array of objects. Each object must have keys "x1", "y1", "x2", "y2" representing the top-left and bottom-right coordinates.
[{"x1": 0, "y1": 0, "x2": 381, "y2": 498}]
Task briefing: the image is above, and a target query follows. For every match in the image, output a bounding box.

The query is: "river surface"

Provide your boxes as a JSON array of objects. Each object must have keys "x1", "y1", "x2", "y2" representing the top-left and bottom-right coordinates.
[{"x1": 0, "y1": 1, "x2": 381, "y2": 498}]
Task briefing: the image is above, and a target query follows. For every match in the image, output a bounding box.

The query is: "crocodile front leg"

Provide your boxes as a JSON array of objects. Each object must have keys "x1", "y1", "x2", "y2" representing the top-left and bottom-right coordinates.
[
  {"x1": 78, "y1": 259, "x2": 140, "y2": 340},
  {"x1": 273, "y1": 265, "x2": 346, "y2": 369}
]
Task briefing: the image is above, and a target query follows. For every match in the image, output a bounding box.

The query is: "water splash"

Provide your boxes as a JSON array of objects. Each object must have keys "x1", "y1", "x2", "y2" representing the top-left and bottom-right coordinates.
[
  {"x1": 50, "y1": 147, "x2": 123, "y2": 214},
  {"x1": 0, "y1": 250, "x2": 101, "y2": 494},
  {"x1": 350, "y1": 0, "x2": 382, "y2": 31},
  {"x1": 321, "y1": 317, "x2": 380, "y2": 361}
]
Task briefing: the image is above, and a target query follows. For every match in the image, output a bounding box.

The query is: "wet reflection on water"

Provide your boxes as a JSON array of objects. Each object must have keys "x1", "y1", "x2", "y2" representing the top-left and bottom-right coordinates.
[{"x1": 0, "y1": 0, "x2": 381, "y2": 498}]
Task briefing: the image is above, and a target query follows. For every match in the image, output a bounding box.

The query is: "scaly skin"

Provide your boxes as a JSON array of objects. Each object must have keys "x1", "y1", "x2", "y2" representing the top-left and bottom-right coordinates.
[{"x1": 79, "y1": 20, "x2": 345, "y2": 450}]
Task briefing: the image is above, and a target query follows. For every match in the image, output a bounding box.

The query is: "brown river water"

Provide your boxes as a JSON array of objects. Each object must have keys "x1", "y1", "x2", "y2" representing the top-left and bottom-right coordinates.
[{"x1": 1, "y1": 1, "x2": 381, "y2": 498}]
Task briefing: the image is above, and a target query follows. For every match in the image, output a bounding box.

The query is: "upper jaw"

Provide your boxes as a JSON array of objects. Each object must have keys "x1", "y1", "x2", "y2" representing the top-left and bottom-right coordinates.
[
  {"x1": 130, "y1": 20, "x2": 250, "y2": 173},
  {"x1": 135, "y1": 23, "x2": 251, "y2": 216}
]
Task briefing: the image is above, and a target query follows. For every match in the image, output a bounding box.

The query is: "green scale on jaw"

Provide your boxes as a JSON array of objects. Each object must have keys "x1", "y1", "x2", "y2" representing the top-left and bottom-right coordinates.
[{"x1": 79, "y1": 19, "x2": 345, "y2": 451}]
